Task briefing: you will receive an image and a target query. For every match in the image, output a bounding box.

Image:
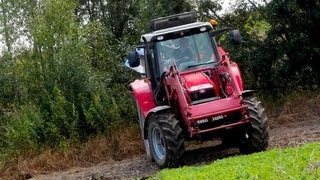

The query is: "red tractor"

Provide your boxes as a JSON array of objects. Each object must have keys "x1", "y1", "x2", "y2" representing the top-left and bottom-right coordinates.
[{"x1": 125, "y1": 12, "x2": 269, "y2": 168}]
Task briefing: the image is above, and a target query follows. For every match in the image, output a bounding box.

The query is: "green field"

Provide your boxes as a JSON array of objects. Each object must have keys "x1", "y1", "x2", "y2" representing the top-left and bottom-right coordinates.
[{"x1": 154, "y1": 143, "x2": 320, "y2": 179}]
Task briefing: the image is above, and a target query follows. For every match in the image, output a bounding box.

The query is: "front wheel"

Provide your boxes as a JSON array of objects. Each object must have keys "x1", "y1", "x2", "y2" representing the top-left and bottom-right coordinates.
[
  {"x1": 147, "y1": 112, "x2": 185, "y2": 168},
  {"x1": 239, "y1": 97, "x2": 269, "y2": 154}
]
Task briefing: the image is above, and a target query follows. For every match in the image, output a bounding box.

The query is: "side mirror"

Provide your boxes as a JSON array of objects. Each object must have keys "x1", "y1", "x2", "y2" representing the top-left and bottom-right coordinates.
[
  {"x1": 127, "y1": 50, "x2": 140, "y2": 67},
  {"x1": 229, "y1": 30, "x2": 242, "y2": 45},
  {"x1": 124, "y1": 48, "x2": 145, "y2": 74},
  {"x1": 210, "y1": 27, "x2": 231, "y2": 37}
]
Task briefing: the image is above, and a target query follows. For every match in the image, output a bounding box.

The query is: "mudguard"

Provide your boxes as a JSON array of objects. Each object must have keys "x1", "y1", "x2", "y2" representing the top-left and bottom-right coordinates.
[
  {"x1": 130, "y1": 79, "x2": 156, "y2": 118},
  {"x1": 145, "y1": 105, "x2": 171, "y2": 121},
  {"x1": 242, "y1": 90, "x2": 255, "y2": 97},
  {"x1": 130, "y1": 79, "x2": 171, "y2": 136},
  {"x1": 230, "y1": 62, "x2": 244, "y2": 91},
  {"x1": 217, "y1": 47, "x2": 244, "y2": 91}
]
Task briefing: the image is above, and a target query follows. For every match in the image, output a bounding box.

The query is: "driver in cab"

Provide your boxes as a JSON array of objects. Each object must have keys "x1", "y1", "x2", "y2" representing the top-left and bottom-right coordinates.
[{"x1": 173, "y1": 38, "x2": 194, "y2": 65}]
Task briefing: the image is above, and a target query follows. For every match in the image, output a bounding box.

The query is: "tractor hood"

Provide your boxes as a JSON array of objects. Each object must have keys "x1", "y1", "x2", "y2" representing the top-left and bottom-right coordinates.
[
  {"x1": 180, "y1": 72, "x2": 214, "y2": 92},
  {"x1": 180, "y1": 72, "x2": 219, "y2": 104}
]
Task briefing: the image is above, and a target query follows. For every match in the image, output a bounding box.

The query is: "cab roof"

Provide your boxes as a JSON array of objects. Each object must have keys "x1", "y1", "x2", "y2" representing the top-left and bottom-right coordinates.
[{"x1": 141, "y1": 22, "x2": 213, "y2": 42}]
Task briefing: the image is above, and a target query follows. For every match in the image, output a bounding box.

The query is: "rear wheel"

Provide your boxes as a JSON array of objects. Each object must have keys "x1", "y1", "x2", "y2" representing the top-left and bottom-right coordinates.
[
  {"x1": 239, "y1": 97, "x2": 269, "y2": 154},
  {"x1": 147, "y1": 112, "x2": 185, "y2": 168}
]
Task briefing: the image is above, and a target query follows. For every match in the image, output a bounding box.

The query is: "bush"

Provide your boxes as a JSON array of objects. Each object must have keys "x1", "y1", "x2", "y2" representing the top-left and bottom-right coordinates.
[
  {"x1": 0, "y1": 0, "x2": 139, "y2": 163},
  {"x1": 0, "y1": 106, "x2": 42, "y2": 160}
]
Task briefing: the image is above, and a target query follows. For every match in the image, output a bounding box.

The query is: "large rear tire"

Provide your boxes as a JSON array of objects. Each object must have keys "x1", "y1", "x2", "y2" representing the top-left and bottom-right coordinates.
[
  {"x1": 147, "y1": 112, "x2": 185, "y2": 168},
  {"x1": 239, "y1": 97, "x2": 269, "y2": 154}
]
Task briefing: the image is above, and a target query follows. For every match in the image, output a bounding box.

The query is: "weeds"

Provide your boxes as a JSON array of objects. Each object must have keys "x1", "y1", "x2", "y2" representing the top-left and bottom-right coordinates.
[
  {"x1": 0, "y1": 122, "x2": 143, "y2": 179},
  {"x1": 262, "y1": 90, "x2": 320, "y2": 126}
]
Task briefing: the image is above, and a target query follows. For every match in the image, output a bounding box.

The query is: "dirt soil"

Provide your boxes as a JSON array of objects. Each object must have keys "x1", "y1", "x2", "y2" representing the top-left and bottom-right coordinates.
[{"x1": 32, "y1": 118, "x2": 320, "y2": 180}]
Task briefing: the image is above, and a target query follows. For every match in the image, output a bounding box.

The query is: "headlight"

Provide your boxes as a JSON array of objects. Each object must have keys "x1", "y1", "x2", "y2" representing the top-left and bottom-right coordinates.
[{"x1": 189, "y1": 83, "x2": 215, "y2": 102}]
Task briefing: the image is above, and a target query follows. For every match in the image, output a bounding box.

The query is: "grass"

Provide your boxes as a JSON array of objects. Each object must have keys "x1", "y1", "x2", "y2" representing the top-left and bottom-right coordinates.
[{"x1": 154, "y1": 142, "x2": 320, "y2": 179}]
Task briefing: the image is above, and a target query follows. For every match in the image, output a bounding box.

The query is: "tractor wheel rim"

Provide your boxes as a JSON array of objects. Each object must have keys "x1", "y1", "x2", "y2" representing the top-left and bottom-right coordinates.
[{"x1": 152, "y1": 127, "x2": 165, "y2": 160}]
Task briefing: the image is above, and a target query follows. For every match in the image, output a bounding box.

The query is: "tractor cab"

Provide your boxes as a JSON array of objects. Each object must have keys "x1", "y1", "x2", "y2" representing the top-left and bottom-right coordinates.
[
  {"x1": 127, "y1": 12, "x2": 219, "y2": 77},
  {"x1": 126, "y1": 12, "x2": 240, "y2": 92},
  {"x1": 152, "y1": 26, "x2": 218, "y2": 73}
]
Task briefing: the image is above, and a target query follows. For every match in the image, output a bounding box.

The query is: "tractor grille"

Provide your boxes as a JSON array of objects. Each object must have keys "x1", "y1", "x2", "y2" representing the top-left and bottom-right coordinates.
[
  {"x1": 197, "y1": 112, "x2": 243, "y2": 130},
  {"x1": 190, "y1": 88, "x2": 215, "y2": 103}
]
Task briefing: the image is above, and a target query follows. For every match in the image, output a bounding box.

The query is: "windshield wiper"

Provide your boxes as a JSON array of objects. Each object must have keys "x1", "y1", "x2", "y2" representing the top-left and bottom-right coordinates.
[{"x1": 187, "y1": 60, "x2": 215, "y2": 68}]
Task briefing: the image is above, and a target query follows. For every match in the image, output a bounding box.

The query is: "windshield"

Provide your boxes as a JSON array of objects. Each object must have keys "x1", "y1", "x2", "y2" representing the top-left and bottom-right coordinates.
[{"x1": 156, "y1": 32, "x2": 217, "y2": 73}]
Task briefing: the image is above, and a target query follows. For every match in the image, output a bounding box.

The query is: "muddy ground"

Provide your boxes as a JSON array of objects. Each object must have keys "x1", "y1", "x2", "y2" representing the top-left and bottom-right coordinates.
[{"x1": 33, "y1": 118, "x2": 320, "y2": 180}]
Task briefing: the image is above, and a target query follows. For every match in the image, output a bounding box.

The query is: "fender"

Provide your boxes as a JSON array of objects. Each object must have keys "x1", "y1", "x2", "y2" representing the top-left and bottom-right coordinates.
[
  {"x1": 230, "y1": 62, "x2": 244, "y2": 91},
  {"x1": 145, "y1": 105, "x2": 171, "y2": 121},
  {"x1": 217, "y1": 47, "x2": 244, "y2": 91},
  {"x1": 143, "y1": 105, "x2": 171, "y2": 139},
  {"x1": 130, "y1": 79, "x2": 156, "y2": 118},
  {"x1": 242, "y1": 90, "x2": 255, "y2": 97},
  {"x1": 130, "y1": 79, "x2": 171, "y2": 132}
]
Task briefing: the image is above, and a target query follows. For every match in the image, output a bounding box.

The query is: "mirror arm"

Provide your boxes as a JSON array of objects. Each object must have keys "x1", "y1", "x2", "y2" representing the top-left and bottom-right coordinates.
[
  {"x1": 210, "y1": 27, "x2": 231, "y2": 36},
  {"x1": 135, "y1": 44, "x2": 145, "y2": 49}
]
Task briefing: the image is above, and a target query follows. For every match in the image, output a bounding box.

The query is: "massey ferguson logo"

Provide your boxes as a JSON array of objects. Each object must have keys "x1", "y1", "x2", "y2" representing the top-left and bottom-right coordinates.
[
  {"x1": 197, "y1": 115, "x2": 225, "y2": 124},
  {"x1": 212, "y1": 115, "x2": 224, "y2": 121}
]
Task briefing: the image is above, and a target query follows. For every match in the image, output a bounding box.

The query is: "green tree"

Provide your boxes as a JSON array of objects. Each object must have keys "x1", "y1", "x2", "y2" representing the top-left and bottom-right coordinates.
[{"x1": 265, "y1": 0, "x2": 320, "y2": 89}]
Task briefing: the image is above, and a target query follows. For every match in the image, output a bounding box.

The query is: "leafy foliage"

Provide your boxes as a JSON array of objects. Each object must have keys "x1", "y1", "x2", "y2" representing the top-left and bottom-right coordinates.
[
  {"x1": 218, "y1": 0, "x2": 319, "y2": 93},
  {"x1": 0, "y1": 0, "x2": 135, "y2": 160}
]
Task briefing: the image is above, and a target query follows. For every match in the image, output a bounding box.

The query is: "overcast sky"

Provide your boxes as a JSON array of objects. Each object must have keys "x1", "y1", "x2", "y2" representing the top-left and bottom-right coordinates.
[
  {"x1": 219, "y1": 0, "x2": 268, "y2": 14},
  {"x1": 221, "y1": 0, "x2": 235, "y2": 13}
]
